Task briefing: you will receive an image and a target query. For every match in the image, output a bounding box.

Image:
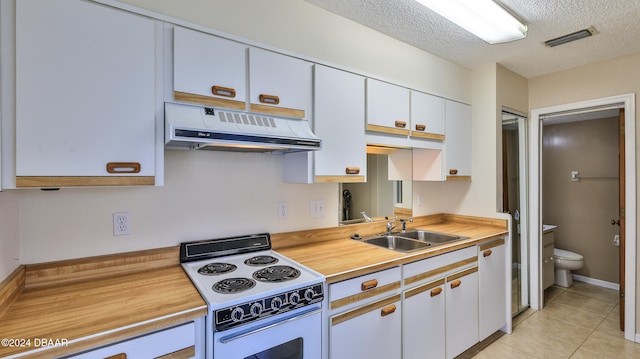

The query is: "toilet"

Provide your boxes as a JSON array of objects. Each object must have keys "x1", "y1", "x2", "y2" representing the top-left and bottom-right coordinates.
[{"x1": 553, "y1": 248, "x2": 584, "y2": 287}]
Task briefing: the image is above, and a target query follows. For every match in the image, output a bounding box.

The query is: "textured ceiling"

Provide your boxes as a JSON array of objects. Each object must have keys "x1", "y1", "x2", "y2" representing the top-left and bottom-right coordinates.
[{"x1": 303, "y1": 0, "x2": 640, "y2": 78}]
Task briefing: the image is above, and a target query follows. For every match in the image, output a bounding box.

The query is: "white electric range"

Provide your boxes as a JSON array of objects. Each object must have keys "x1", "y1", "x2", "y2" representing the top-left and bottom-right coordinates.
[{"x1": 180, "y1": 233, "x2": 325, "y2": 359}]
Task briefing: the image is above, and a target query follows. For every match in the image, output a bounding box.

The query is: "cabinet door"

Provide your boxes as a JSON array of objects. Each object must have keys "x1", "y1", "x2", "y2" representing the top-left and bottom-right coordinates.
[
  {"x1": 445, "y1": 267, "x2": 479, "y2": 359},
  {"x1": 410, "y1": 91, "x2": 445, "y2": 139},
  {"x1": 173, "y1": 26, "x2": 247, "y2": 110},
  {"x1": 404, "y1": 280, "x2": 446, "y2": 359},
  {"x1": 330, "y1": 295, "x2": 401, "y2": 359},
  {"x1": 67, "y1": 322, "x2": 195, "y2": 358},
  {"x1": 366, "y1": 78, "x2": 410, "y2": 136},
  {"x1": 543, "y1": 232, "x2": 555, "y2": 289},
  {"x1": 249, "y1": 48, "x2": 310, "y2": 118},
  {"x1": 313, "y1": 65, "x2": 366, "y2": 182},
  {"x1": 15, "y1": 0, "x2": 156, "y2": 187},
  {"x1": 444, "y1": 100, "x2": 472, "y2": 180},
  {"x1": 478, "y1": 238, "x2": 507, "y2": 340}
]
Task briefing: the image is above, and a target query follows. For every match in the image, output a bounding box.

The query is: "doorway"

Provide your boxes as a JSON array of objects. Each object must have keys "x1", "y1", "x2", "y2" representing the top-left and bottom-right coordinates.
[
  {"x1": 530, "y1": 94, "x2": 636, "y2": 341},
  {"x1": 501, "y1": 111, "x2": 529, "y2": 316}
]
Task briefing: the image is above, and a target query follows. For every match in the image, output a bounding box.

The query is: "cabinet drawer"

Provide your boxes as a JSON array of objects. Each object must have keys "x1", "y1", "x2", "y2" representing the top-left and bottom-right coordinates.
[
  {"x1": 329, "y1": 267, "x2": 401, "y2": 310},
  {"x1": 330, "y1": 294, "x2": 402, "y2": 359},
  {"x1": 65, "y1": 322, "x2": 195, "y2": 359},
  {"x1": 403, "y1": 246, "x2": 477, "y2": 287}
]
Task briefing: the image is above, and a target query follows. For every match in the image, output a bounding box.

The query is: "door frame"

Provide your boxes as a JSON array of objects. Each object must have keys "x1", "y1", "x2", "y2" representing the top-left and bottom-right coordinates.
[{"x1": 530, "y1": 93, "x2": 636, "y2": 342}]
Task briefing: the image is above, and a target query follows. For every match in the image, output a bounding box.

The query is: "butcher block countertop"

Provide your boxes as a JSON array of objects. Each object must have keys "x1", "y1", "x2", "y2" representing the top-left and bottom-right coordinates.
[
  {"x1": 274, "y1": 214, "x2": 509, "y2": 283},
  {"x1": 0, "y1": 247, "x2": 207, "y2": 359}
]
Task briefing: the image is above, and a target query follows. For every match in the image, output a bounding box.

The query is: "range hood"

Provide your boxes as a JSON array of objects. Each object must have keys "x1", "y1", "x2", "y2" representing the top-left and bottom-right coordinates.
[{"x1": 165, "y1": 102, "x2": 321, "y2": 152}]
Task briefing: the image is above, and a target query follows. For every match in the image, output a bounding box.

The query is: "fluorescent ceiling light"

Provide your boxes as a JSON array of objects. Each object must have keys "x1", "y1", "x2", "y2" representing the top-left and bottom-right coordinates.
[{"x1": 416, "y1": 0, "x2": 527, "y2": 44}]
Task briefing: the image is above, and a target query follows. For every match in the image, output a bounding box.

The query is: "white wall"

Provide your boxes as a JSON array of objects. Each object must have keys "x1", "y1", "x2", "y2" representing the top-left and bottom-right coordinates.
[
  {"x1": 117, "y1": 0, "x2": 471, "y2": 103},
  {"x1": 529, "y1": 52, "x2": 640, "y2": 337},
  {"x1": 0, "y1": 190, "x2": 19, "y2": 279},
  {"x1": 8, "y1": 0, "x2": 475, "y2": 265}
]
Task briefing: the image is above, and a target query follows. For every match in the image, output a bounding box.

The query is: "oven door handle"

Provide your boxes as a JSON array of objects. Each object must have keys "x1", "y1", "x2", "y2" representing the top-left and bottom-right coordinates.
[{"x1": 220, "y1": 307, "x2": 322, "y2": 344}]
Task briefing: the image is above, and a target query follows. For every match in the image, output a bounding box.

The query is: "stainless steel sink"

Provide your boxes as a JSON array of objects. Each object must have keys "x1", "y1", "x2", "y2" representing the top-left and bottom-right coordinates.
[
  {"x1": 354, "y1": 229, "x2": 469, "y2": 253},
  {"x1": 362, "y1": 235, "x2": 431, "y2": 253},
  {"x1": 393, "y1": 230, "x2": 469, "y2": 244}
]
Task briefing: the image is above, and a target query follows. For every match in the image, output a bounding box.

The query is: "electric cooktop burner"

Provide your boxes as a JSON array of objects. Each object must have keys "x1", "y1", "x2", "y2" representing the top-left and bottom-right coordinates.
[
  {"x1": 212, "y1": 277, "x2": 257, "y2": 294},
  {"x1": 244, "y1": 255, "x2": 279, "y2": 266},
  {"x1": 197, "y1": 263, "x2": 237, "y2": 276},
  {"x1": 253, "y1": 265, "x2": 301, "y2": 283}
]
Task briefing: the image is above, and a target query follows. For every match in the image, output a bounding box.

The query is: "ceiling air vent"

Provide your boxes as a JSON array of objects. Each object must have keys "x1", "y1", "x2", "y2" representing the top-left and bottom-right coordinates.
[{"x1": 544, "y1": 26, "x2": 597, "y2": 47}]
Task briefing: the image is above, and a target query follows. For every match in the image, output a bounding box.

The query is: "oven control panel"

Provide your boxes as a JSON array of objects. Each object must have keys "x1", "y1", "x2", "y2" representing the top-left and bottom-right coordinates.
[{"x1": 214, "y1": 283, "x2": 324, "y2": 331}]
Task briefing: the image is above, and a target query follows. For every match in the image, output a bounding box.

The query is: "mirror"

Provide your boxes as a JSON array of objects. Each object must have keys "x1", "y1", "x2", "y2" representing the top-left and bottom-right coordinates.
[{"x1": 339, "y1": 150, "x2": 413, "y2": 225}]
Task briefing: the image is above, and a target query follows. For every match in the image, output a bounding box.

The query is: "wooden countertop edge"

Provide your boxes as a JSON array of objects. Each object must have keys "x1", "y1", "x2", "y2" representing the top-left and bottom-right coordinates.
[
  {"x1": 0, "y1": 266, "x2": 25, "y2": 318},
  {"x1": 323, "y1": 231, "x2": 508, "y2": 283},
  {"x1": 7, "y1": 307, "x2": 207, "y2": 359}
]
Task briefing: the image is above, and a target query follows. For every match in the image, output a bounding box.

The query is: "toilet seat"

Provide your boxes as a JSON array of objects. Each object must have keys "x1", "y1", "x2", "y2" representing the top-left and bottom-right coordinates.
[{"x1": 554, "y1": 248, "x2": 583, "y2": 261}]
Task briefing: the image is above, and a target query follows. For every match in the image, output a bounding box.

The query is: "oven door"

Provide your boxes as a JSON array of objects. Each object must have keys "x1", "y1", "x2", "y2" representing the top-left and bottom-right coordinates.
[{"x1": 214, "y1": 306, "x2": 322, "y2": 359}]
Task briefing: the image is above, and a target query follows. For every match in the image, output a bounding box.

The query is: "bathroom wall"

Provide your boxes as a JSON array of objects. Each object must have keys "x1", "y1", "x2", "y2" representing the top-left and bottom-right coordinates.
[{"x1": 542, "y1": 117, "x2": 620, "y2": 284}]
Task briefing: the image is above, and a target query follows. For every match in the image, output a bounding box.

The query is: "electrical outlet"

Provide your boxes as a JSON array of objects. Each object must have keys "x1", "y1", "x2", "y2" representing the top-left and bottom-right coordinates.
[
  {"x1": 310, "y1": 200, "x2": 325, "y2": 218},
  {"x1": 113, "y1": 212, "x2": 130, "y2": 236},
  {"x1": 278, "y1": 202, "x2": 288, "y2": 220}
]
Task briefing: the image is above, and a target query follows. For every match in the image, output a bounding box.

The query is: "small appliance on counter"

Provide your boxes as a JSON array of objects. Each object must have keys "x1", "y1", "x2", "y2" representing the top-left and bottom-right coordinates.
[{"x1": 180, "y1": 233, "x2": 325, "y2": 359}]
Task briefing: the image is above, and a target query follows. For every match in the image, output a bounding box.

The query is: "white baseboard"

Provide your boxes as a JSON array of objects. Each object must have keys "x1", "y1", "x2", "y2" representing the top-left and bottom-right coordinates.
[{"x1": 572, "y1": 274, "x2": 620, "y2": 290}]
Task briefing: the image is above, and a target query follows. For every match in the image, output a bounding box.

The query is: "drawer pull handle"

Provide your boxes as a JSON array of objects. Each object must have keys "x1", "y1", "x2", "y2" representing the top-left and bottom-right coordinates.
[
  {"x1": 104, "y1": 353, "x2": 127, "y2": 359},
  {"x1": 415, "y1": 124, "x2": 426, "y2": 131},
  {"x1": 345, "y1": 167, "x2": 360, "y2": 175},
  {"x1": 259, "y1": 94, "x2": 280, "y2": 105},
  {"x1": 361, "y1": 279, "x2": 378, "y2": 291},
  {"x1": 449, "y1": 169, "x2": 458, "y2": 175},
  {"x1": 430, "y1": 287, "x2": 443, "y2": 297},
  {"x1": 450, "y1": 279, "x2": 462, "y2": 289},
  {"x1": 106, "y1": 162, "x2": 141, "y2": 174},
  {"x1": 394, "y1": 120, "x2": 407, "y2": 128},
  {"x1": 380, "y1": 304, "x2": 396, "y2": 317},
  {"x1": 483, "y1": 249, "x2": 493, "y2": 257},
  {"x1": 211, "y1": 85, "x2": 236, "y2": 98}
]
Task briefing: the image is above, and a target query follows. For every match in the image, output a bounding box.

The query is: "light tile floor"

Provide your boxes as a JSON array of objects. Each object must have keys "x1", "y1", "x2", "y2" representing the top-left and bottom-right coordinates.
[{"x1": 472, "y1": 281, "x2": 640, "y2": 359}]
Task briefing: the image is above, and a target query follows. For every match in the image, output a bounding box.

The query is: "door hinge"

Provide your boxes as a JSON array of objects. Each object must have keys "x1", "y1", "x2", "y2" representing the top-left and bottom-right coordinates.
[
  {"x1": 621, "y1": 289, "x2": 625, "y2": 300},
  {"x1": 620, "y1": 208, "x2": 626, "y2": 219}
]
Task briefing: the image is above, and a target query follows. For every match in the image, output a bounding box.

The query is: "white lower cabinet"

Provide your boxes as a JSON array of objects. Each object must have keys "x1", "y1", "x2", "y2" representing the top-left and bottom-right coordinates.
[
  {"x1": 328, "y1": 267, "x2": 402, "y2": 359},
  {"x1": 330, "y1": 295, "x2": 402, "y2": 359},
  {"x1": 329, "y1": 242, "x2": 508, "y2": 359},
  {"x1": 64, "y1": 321, "x2": 197, "y2": 359},
  {"x1": 445, "y1": 267, "x2": 479, "y2": 359},
  {"x1": 403, "y1": 279, "x2": 445, "y2": 359},
  {"x1": 402, "y1": 246, "x2": 477, "y2": 359},
  {"x1": 478, "y1": 238, "x2": 508, "y2": 340}
]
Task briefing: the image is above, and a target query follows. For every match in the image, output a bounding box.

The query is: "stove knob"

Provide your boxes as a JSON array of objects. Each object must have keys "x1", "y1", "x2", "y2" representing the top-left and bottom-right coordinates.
[
  {"x1": 230, "y1": 307, "x2": 244, "y2": 322},
  {"x1": 304, "y1": 288, "x2": 315, "y2": 301},
  {"x1": 289, "y1": 292, "x2": 301, "y2": 305},
  {"x1": 271, "y1": 297, "x2": 283, "y2": 311},
  {"x1": 250, "y1": 302, "x2": 263, "y2": 317}
]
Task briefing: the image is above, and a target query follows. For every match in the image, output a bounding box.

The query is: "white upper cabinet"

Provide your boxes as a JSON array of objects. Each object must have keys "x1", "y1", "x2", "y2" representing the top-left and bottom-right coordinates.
[
  {"x1": 173, "y1": 28, "x2": 310, "y2": 119},
  {"x1": 366, "y1": 78, "x2": 410, "y2": 136},
  {"x1": 444, "y1": 100, "x2": 472, "y2": 180},
  {"x1": 15, "y1": 0, "x2": 157, "y2": 188},
  {"x1": 173, "y1": 26, "x2": 247, "y2": 111},
  {"x1": 410, "y1": 91, "x2": 445, "y2": 140},
  {"x1": 313, "y1": 65, "x2": 366, "y2": 182},
  {"x1": 249, "y1": 48, "x2": 311, "y2": 119}
]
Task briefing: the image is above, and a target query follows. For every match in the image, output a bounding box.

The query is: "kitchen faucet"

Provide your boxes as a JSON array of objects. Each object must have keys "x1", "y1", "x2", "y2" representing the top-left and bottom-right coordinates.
[
  {"x1": 360, "y1": 211, "x2": 373, "y2": 222},
  {"x1": 386, "y1": 217, "x2": 399, "y2": 233}
]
